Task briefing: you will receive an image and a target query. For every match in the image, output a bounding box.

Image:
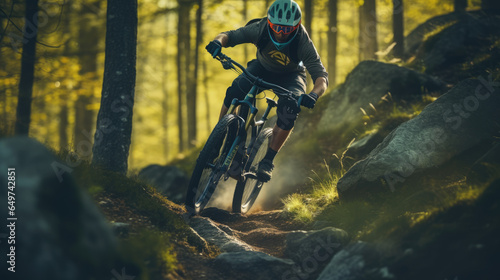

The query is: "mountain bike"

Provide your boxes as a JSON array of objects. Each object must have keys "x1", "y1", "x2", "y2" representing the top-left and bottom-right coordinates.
[{"x1": 185, "y1": 52, "x2": 305, "y2": 215}]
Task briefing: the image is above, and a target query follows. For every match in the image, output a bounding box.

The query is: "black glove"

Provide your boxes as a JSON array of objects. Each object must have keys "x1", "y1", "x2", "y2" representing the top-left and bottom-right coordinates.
[
  {"x1": 301, "y1": 92, "x2": 319, "y2": 109},
  {"x1": 206, "y1": 40, "x2": 222, "y2": 58}
]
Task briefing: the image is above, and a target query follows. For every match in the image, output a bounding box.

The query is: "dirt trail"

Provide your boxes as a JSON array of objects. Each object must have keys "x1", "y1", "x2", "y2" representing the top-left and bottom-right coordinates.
[
  {"x1": 96, "y1": 191, "x2": 308, "y2": 279},
  {"x1": 198, "y1": 207, "x2": 307, "y2": 257}
]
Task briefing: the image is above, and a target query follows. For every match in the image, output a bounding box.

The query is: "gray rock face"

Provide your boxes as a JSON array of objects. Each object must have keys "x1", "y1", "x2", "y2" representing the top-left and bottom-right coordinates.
[
  {"x1": 284, "y1": 227, "x2": 349, "y2": 264},
  {"x1": 138, "y1": 164, "x2": 188, "y2": 203},
  {"x1": 317, "y1": 241, "x2": 388, "y2": 280},
  {"x1": 404, "y1": 12, "x2": 465, "y2": 59},
  {"x1": 337, "y1": 78, "x2": 500, "y2": 195},
  {"x1": 318, "y1": 61, "x2": 445, "y2": 135},
  {"x1": 0, "y1": 137, "x2": 119, "y2": 280},
  {"x1": 189, "y1": 217, "x2": 254, "y2": 252},
  {"x1": 414, "y1": 12, "x2": 500, "y2": 75},
  {"x1": 214, "y1": 251, "x2": 295, "y2": 280}
]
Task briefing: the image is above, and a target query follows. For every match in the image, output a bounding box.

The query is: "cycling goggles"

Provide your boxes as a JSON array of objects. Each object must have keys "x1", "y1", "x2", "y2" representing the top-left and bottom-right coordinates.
[{"x1": 268, "y1": 19, "x2": 300, "y2": 35}]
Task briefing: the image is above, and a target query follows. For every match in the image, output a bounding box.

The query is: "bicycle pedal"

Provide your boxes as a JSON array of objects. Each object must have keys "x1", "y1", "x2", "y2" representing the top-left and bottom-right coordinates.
[{"x1": 242, "y1": 172, "x2": 258, "y2": 180}]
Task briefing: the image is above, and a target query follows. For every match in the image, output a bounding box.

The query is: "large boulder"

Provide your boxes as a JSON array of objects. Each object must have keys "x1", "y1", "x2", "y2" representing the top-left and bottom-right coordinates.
[
  {"x1": 0, "y1": 137, "x2": 121, "y2": 280},
  {"x1": 384, "y1": 179, "x2": 500, "y2": 279},
  {"x1": 213, "y1": 251, "x2": 295, "y2": 280},
  {"x1": 337, "y1": 78, "x2": 500, "y2": 196},
  {"x1": 318, "y1": 61, "x2": 445, "y2": 136},
  {"x1": 138, "y1": 164, "x2": 188, "y2": 203},
  {"x1": 404, "y1": 12, "x2": 462, "y2": 59},
  {"x1": 316, "y1": 241, "x2": 387, "y2": 280},
  {"x1": 415, "y1": 13, "x2": 500, "y2": 73},
  {"x1": 409, "y1": 12, "x2": 500, "y2": 81}
]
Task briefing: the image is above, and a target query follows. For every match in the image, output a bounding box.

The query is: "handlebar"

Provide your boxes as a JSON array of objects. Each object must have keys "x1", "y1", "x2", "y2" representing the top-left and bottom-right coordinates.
[{"x1": 215, "y1": 53, "x2": 304, "y2": 105}]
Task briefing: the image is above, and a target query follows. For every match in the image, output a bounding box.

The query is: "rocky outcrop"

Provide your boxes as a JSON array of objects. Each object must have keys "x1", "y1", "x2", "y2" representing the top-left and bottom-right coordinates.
[
  {"x1": 318, "y1": 61, "x2": 445, "y2": 136},
  {"x1": 384, "y1": 179, "x2": 500, "y2": 280},
  {"x1": 213, "y1": 251, "x2": 294, "y2": 280},
  {"x1": 316, "y1": 241, "x2": 386, "y2": 280},
  {"x1": 0, "y1": 137, "x2": 120, "y2": 280},
  {"x1": 337, "y1": 78, "x2": 500, "y2": 196},
  {"x1": 415, "y1": 13, "x2": 500, "y2": 75},
  {"x1": 189, "y1": 217, "x2": 254, "y2": 252},
  {"x1": 138, "y1": 164, "x2": 188, "y2": 203},
  {"x1": 284, "y1": 227, "x2": 349, "y2": 264},
  {"x1": 404, "y1": 12, "x2": 463, "y2": 58}
]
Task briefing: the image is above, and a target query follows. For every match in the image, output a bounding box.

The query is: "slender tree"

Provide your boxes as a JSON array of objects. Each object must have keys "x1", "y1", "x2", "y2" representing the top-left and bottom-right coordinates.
[
  {"x1": 454, "y1": 0, "x2": 467, "y2": 12},
  {"x1": 327, "y1": 0, "x2": 337, "y2": 86},
  {"x1": 59, "y1": 1, "x2": 74, "y2": 149},
  {"x1": 92, "y1": 0, "x2": 138, "y2": 174},
  {"x1": 162, "y1": 15, "x2": 170, "y2": 160},
  {"x1": 74, "y1": 1, "x2": 100, "y2": 155},
  {"x1": 304, "y1": 0, "x2": 312, "y2": 36},
  {"x1": 392, "y1": 0, "x2": 404, "y2": 59},
  {"x1": 359, "y1": 0, "x2": 378, "y2": 61},
  {"x1": 15, "y1": 0, "x2": 38, "y2": 135},
  {"x1": 177, "y1": 0, "x2": 190, "y2": 152},
  {"x1": 187, "y1": 0, "x2": 203, "y2": 149},
  {"x1": 242, "y1": 0, "x2": 248, "y2": 62}
]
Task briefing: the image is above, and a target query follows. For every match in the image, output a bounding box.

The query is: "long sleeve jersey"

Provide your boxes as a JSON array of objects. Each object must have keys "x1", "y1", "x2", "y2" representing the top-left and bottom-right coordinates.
[{"x1": 222, "y1": 18, "x2": 329, "y2": 85}]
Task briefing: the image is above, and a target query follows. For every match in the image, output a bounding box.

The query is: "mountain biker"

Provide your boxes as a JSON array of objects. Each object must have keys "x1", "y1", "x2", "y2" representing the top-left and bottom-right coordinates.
[{"x1": 205, "y1": 0, "x2": 328, "y2": 182}]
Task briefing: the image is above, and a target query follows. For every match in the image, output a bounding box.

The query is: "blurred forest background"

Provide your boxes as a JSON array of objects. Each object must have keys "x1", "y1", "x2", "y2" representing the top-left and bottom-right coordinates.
[{"x1": 0, "y1": 0, "x2": 482, "y2": 171}]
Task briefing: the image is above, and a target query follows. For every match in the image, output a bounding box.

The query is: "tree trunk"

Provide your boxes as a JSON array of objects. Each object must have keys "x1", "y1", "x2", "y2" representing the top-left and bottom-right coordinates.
[
  {"x1": 359, "y1": 0, "x2": 378, "y2": 61},
  {"x1": 454, "y1": 0, "x2": 467, "y2": 12},
  {"x1": 304, "y1": 0, "x2": 313, "y2": 36},
  {"x1": 482, "y1": 0, "x2": 500, "y2": 13},
  {"x1": 15, "y1": 0, "x2": 38, "y2": 135},
  {"x1": 177, "y1": 0, "x2": 189, "y2": 152},
  {"x1": 59, "y1": 100, "x2": 68, "y2": 149},
  {"x1": 59, "y1": 0, "x2": 74, "y2": 150},
  {"x1": 74, "y1": 1, "x2": 100, "y2": 156},
  {"x1": 187, "y1": 0, "x2": 203, "y2": 149},
  {"x1": 185, "y1": 0, "x2": 196, "y2": 149},
  {"x1": 243, "y1": 0, "x2": 248, "y2": 62},
  {"x1": 392, "y1": 0, "x2": 404, "y2": 59},
  {"x1": 327, "y1": 0, "x2": 337, "y2": 86},
  {"x1": 91, "y1": 0, "x2": 137, "y2": 174},
  {"x1": 162, "y1": 16, "x2": 170, "y2": 160}
]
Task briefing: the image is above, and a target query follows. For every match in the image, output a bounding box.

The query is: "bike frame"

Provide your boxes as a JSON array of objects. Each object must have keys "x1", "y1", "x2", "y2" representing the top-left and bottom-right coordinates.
[
  {"x1": 219, "y1": 87, "x2": 276, "y2": 177},
  {"x1": 213, "y1": 52, "x2": 301, "y2": 179}
]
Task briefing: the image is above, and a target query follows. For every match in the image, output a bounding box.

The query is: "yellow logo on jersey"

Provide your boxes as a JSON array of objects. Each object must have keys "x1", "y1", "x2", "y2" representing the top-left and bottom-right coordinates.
[{"x1": 268, "y1": 50, "x2": 290, "y2": 66}]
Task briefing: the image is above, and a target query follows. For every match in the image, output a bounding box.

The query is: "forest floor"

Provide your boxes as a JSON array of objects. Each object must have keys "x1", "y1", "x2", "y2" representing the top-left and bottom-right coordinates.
[{"x1": 95, "y1": 191, "x2": 306, "y2": 279}]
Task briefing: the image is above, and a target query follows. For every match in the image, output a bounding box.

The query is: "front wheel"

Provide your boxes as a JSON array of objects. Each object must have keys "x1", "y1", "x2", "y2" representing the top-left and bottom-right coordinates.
[
  {"x1": 232, "y1": 128, "x2": 273, "y2": 214},
  {"x1": 186, "y1": 114, "x2": 242, "y2": 214}
]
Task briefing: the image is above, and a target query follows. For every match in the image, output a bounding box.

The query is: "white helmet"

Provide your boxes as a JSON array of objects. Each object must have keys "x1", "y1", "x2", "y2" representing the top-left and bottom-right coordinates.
[{"x1": 267, "y1": 0, "x2": 302, "y2": 27}]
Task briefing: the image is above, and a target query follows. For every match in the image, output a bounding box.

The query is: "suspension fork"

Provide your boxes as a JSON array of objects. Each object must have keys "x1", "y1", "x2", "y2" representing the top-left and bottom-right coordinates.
[{"x1": 223, "y1": 85, "x2": 260, "y2": 171}]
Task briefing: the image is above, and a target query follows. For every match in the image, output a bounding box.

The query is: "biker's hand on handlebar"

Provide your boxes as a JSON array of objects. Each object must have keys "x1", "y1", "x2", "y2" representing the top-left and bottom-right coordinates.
[
  {"x1": 206, "y1": 40, "x2": 222, "y2": 58},
  {"x1": 301, "y1": 92, "x2": 319, "y2": 109}
]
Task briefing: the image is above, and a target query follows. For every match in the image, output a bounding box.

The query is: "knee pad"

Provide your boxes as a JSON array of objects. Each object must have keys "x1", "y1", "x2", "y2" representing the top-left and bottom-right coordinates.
[{"x1": 276, "y1": 98, "x2": 300, "y2": 130}]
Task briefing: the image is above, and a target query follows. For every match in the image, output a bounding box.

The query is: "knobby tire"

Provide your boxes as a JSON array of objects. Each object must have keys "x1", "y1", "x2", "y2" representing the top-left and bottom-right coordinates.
[
  {"x1": 186, "y1": 114, "x2": 241, "y2": 214},
  {"x1": 232, "y1": 127, "x2": 273, "y2": 214}
]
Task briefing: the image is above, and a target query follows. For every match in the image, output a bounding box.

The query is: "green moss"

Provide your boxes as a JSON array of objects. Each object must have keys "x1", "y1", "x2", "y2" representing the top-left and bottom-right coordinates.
[
  {"x1": 119, "y1": 230, "x2": 178, "y2": 279},
  {"x1": 87, "y1": 185, "x2": 104, "y2": 196},
  {"x1": 71, "y1": 161, "x2": 188, "y2": 234}
]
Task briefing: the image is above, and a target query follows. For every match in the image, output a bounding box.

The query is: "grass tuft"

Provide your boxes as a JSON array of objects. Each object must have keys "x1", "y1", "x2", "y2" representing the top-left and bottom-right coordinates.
[{"x1": 283, "y1": 160, "x2": 341, "y2": 223}]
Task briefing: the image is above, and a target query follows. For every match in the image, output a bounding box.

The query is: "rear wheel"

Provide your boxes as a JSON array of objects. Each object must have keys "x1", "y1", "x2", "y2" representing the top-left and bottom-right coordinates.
[
  {"x1": 186, "y1": 115, "x2": 242, "y2": 214},
  {"x1": 232, "y1": 128, "x2": 273, "y2": 214}
]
